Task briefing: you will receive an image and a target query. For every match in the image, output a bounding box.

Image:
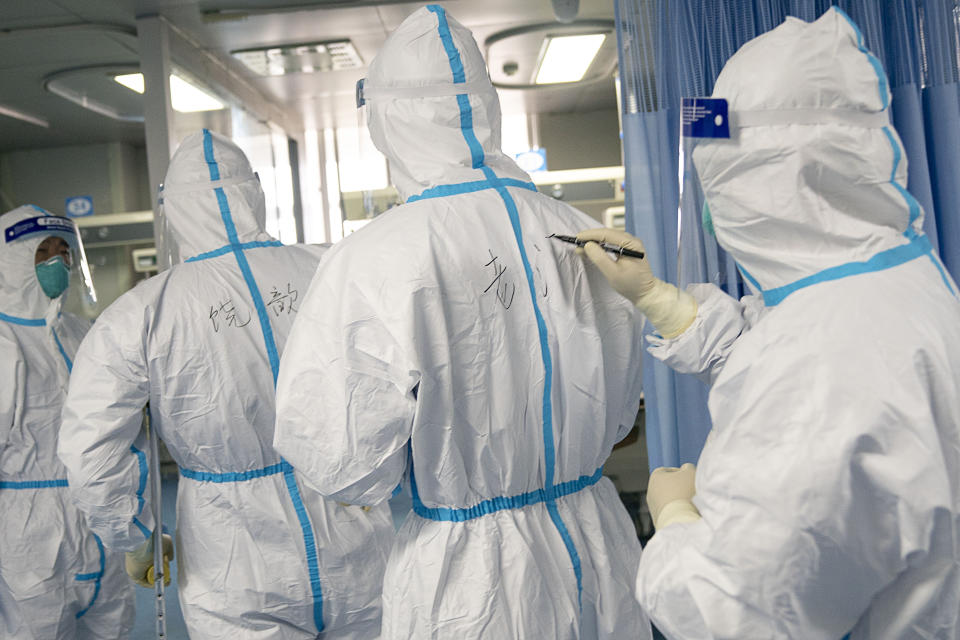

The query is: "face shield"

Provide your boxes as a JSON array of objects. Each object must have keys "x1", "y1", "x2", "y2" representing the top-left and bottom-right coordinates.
[
  {"x1": 679, "y1": 97, "x2": 891, "y2": 293},
  {"x1": 155, "y1": 183, "x2": 181, "y2": 269},
  {"x1": 3, "y1": 214, "x2": 97, "y2": 307},
  {"x1": 678, "y1": 97, "x2": 733, "y2": 291}
]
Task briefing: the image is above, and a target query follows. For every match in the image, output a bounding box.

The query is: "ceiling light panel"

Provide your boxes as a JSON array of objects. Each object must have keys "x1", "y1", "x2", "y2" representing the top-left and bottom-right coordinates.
[
  {"x1": 535, "y1": 33, "x2": 606, "y2": 84},
  {"x1": 113, "y1": 73, "x2": 225, "y2": 112},
  {"x1": 232, "y1": 40, "x2": 363, "y2": 76}
]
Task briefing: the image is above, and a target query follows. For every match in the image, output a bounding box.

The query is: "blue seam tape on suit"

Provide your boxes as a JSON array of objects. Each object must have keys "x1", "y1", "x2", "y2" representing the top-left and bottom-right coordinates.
[
  {"x1": 0, "y1": 312, "x2": 45, "y2": 326},
  {"x1": 407, "y1": 177, "x2": 537, "y2": 203},
  {"x1": 411, "y1": 467, "x2": 603, "y2": 521},
  {"x1": 130, "y1": 444, "x2": 151, "y2": 540},
  {"x1": 74, "y1": 534, "x2": 105, "y2": 619},
  {"x1": 0, "y1": 478, "x2": 68, "y2": 489},
  {"x1": 51, "y1": 327, "x2": 72, "y2": 372},
  {"x1": 185, "y1": 240, "x2": 284, "y2": 263},
  {"x1": 201, "y1": 129, "x2": 324, "y2": 633},
  {"x1": 179, "y1": 462, "x2": 285, "y2": 482},
  {"x1": 424, "y1": 5, "x2": 584, "y2": 607}
]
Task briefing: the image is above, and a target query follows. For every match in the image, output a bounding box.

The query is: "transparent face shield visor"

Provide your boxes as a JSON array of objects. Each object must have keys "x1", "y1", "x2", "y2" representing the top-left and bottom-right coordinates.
[
  {"x1": 4, "y1": 214, "x2": 98, "y2": 307},
  {"x1": 155, "y1": 183, "x2": 181, "y2": 270},
  {"x1": 678, "y1": 96, "x2": 893, "y2": 292},
  {"x1": 678, "y1": 97, "x2": 733, "y2": 291}
]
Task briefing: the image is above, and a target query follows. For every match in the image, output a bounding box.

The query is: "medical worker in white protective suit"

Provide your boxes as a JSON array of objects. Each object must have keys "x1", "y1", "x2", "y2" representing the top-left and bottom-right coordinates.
[
  {"x1": 0, "y1": 205, "x2": 135, "y2": 638},
  {"x1": 274, "y1": 6, "x2": 651, "y2": 640},
  {"x1": 58, "y1": 130, "x2": 394, "y2": 640},
  {"x1": 579, "y1": 8, "x2": 960, "y2": 640}
]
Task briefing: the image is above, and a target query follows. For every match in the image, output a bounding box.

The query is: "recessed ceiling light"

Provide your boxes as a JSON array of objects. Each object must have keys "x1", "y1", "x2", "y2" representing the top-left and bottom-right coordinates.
[
  {"x1": 232, "y1": 40, "x2": 363, "y2": 76},
  {"x1": 113, "y1": 73, "x2": 225, "y2": 112},
  {"x1": 534, "y1": 33, "x2": 606, "y2": 84},
  {"x1": 114, "y1": 73, "x2": 144, "y2": 94}
]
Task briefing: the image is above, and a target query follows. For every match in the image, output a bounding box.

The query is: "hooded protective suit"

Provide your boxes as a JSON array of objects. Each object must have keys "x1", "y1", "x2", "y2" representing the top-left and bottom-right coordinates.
[
  {"x1": 275, "y1": 6, "x2": 651, "y2": 639},
  {"x1": 59, "y1": 130, "x2": 394, "y2": 640},
  {"x1": 635, "y1": 9, "x2": 960, "y2": 639},
  {"x1": 0, "y1": 205, "x2": 134, "y2": 639}
]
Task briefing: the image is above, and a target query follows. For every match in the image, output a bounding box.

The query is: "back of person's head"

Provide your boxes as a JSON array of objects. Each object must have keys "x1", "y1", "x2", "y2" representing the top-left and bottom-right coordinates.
[
  {"x1": 160, "y1": 129, "x2": 269, "y2": 264},
  {"x1": 692, "y1": 7, "x2": 918, "y2": 295}
]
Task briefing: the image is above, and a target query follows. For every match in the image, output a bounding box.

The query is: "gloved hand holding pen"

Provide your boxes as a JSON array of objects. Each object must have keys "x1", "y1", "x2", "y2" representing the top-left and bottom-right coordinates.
[
  {"x1": 125, "y1": 533, "x2": 174, "y2": 588},
  {"x1": 576, "y1": 228, "x2": 698, "y2": 339}
]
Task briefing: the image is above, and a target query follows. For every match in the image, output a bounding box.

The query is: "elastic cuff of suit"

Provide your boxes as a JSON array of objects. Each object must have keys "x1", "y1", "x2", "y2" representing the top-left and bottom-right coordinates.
[{"x1": 654, "y1": 499, "x2": 701, "y2": 529}]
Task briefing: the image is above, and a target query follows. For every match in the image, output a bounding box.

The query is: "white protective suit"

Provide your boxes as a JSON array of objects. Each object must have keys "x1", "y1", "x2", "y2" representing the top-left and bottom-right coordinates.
[
  {"x1": 59, "y1": 130, "x2": 394, "y2": 640},
  {"x1": 636, "y1": 8, "x2": 960, "y2": 640},
  {"x1": 275, "y1": 6, "x2": 651, "y2": 640},
  {"x1": 0, "y1": 206, "x2": 134, "y2": 639}
]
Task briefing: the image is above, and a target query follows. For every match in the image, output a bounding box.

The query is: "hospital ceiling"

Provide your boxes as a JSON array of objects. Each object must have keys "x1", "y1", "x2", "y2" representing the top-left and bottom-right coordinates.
[{"x1": 0, "y1": 0, "x2": 619, "y2": 153}]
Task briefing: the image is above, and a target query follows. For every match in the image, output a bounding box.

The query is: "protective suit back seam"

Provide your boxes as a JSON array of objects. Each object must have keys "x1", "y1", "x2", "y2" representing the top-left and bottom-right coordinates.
[
  {"x1": 201, "y1": 127, "x2": 325, "y2": 633},
  {"x1": 178, "y1": 462, "x2": 284, "y2": 482},
  {"x1": 424, "y1": 4, "x2": 583, "y2": 608},
  {"x1": 832, "y1": 6, "x2": 889, "y2": 110}
]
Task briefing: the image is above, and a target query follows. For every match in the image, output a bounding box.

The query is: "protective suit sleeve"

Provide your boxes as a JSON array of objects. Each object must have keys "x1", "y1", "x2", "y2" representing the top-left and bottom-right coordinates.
[
  {"x1": 645, "y1": 283, "x2": 753, "y2": 386},
  {"x1": 0, "y1": 335, "x2": 22, "y2": 450},
  {"x1": 636, "y1": 337, "x2": 923, "y2": 640},
  {"x1": 59, "y1": 291, "x2": 155, "y2": 551},
  {"x1": 275, "y1": 257, "x2": 419, "y2": 507}
]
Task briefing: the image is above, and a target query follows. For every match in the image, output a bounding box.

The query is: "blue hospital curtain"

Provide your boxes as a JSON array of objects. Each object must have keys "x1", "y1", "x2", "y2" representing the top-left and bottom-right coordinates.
[{"x1": 614, "y1": 0, "x2": 960, "y2": 470}]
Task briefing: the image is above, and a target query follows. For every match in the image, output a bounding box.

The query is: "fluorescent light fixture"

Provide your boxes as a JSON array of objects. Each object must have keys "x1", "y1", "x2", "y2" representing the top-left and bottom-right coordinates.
[
  {"x1": 114, "y1": 73, "x2": 144, "y2": 94},
  {"x1": 169, "y1": 75, "x2": 225, "y2": 112},
  {"x1": 534, "y1": 33, "x2": 606, "y2": 84},
  {"x1": 0, "y1": 102, "x2": 49, "y2": 128},
  {"x1": 232, "y1": 40, "x2": 363, "y2": 76},
  {"x1": 113, "y1": 73, "x2": 225, "y2": 112}
]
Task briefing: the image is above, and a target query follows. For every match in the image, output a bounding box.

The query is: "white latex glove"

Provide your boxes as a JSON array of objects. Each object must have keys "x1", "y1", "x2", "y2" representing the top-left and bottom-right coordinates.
[
  {"x1": 125, "y1": 533, "x2": 174, "y2": 587},
  {"x1": 576, "y1": 228, "x2": 697, "y2": 339},
  {"x1": 647, "y1": 463, "x2": 701, "y2": 529}
]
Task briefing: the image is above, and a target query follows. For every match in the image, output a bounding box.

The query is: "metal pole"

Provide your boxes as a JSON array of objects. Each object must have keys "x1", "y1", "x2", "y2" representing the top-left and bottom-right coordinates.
[{"x1": 147, "y1": 416, "x2": 167, "y2": 639}]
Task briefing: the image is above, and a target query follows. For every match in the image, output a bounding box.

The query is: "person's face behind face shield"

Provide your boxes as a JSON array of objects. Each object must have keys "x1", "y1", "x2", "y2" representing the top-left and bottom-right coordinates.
[{"x1": 34, "y1": 236, "x2": 72, "y2": 299}]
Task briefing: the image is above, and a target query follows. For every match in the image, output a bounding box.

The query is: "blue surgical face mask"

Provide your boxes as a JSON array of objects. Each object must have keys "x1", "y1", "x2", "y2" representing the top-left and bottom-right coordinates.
[
  {"x1": 702, "y1": 201, "x2": 716, "y2": 238},
  {"x1": 36, "y1": 255, "x2": 71, "y2": 299}
]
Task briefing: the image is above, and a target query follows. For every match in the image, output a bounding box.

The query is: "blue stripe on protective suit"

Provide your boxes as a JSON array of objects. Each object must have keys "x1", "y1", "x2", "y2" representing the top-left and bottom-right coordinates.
[
  {"x1": 74, "y1": 534, "x2": 105, "y2": 619},
  {"x1": 0, "y1": 478, "x2": 68, "y2": 489},
  {"x1": 185, "y1": 240, "x2": 284, "y2": 263},
  {"x1": 410, "y1": 467, "x2": 603, "y2": 522},
  {"x1": 200, "y1": 128, "x2": 324, "y2": 633},
  {"x1": 407, "y1": 177, "x2": 537, "y2": 203},
  {"x1": 130, "y1": 445, "x2": 151, "y2": 539},
  {"x1": 179, "y1": 462, "x2": 286, "y2": 482},
  {"x1": 51, "y1": 327, "x2": 72, "y2": 372},
  {"x1": 833, "y1": 7, "x2": 889, "y2": 111},
  {"x1": 423, "y1": 5, "x2": 585, "y2": 607},
  {"x1": 0, "y1": 314, "x2": 75, "y2": 372},
  {"x1": 0, "y1": 311, "x2": 45, "y2": 326}
]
